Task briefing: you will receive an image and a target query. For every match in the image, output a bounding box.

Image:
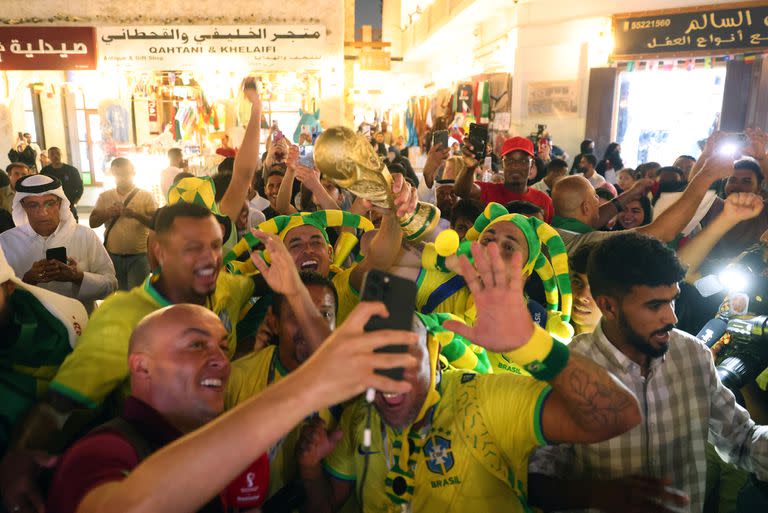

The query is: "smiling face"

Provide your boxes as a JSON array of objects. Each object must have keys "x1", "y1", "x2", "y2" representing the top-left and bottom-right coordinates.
[
  {"x1": 130, "y1": 306, "x2": 230, "y2": 432},
  {"x1": 277, "y1": 283, "x2": 337, "y2": 371},
  {"x1": 283, "y1": 224, "x2": 332, "y2": 276},
  {"x1": 618, "y1": 200, "x2": 646, "y2": 229},
  {"x1": 478, "y1": 221, "x2": 530, "y2": 270},
  {"x1": 570, "y1": 271, "x2": 601, "y2": 333},
  {"x1": 155, "y1": 215, "x2": 223, "y2": 301},
  {"x1": 374, "y1": 321, "x2": 431, "y2": 430},
  {"x1": 265, "y1": 173, "x2": 284, "y2": 207}
]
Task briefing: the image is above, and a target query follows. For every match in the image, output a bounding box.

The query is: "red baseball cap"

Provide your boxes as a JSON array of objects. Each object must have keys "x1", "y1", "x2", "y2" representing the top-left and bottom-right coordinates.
[{"x1": 500, "y1": 136, "x2": 535, "y2": 157}]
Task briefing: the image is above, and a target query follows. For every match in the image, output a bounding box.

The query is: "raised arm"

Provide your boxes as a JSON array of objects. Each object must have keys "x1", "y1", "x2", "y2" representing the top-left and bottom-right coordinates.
[
  {"x1": 276, "y1": 146, "x2": 299, "y2": 215},
  {"x1": 637, "y1": 153, "x2": 733, "y2": 242},
  {"x1": 75, "y1": 303, "x2": 419, "y2": 513},
  {"x1": 596, "y1": 178, "x2": 653, "y2": 228},
  {"x1": 422, "y1": 143, "x2": 450, "y2": 189},
  {"x1": 453, "y1": 145, "x2": 481, "y2": 200},
  {"x1": 349, "y1": 174, "x2": 416, "y2": 291},
  {"x1": 443, "y1": 244, "x2": 641, "y2": 444},
  {"x1": 744, "y1": 127, "x2": 768, "y2": 180},
  {"x1": 219, "y1": 79, "x2": 262, "y2": 222},
  {"x1": 678, "y1": 193, "x2": 763, "y2": 282},
  {"x1": 250, "y1": 230, "x2": 331, "y2": 348}
]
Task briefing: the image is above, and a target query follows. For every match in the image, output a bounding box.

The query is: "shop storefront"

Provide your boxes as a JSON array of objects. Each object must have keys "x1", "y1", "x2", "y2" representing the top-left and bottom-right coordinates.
[
  {"x1": 585, "y1": 2, "x2": 768, "y2": 167},
  {"x1": 0, "y1": 22, "x2": 338, "y2": 204}
]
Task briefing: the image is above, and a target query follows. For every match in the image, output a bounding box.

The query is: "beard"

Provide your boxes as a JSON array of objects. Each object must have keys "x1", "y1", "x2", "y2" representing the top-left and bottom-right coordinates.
[{"x1": 617, "y1": 309, "x2": 674, "y2": 358}]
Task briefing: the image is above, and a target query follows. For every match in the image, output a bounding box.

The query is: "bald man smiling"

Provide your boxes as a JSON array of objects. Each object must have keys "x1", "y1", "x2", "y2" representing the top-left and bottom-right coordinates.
[
  {"x1": 551, "y1": 153, "x2": 736, "y2": 254},
  {"x1": 46, "y1": 302, "x2": 420, "y2": 513}
]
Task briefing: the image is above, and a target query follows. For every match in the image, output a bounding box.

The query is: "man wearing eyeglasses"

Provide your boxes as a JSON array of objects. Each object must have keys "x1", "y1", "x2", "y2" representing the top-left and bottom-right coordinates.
[
  {"x1": 0, "y1": 174, "x2": 116, "y2": 312},
  {"x1": 454, "y1": 136, "x2": 554, "y2": 222}
]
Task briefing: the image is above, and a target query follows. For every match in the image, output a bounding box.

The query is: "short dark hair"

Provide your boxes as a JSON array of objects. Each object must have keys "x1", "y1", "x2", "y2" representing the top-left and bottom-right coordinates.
[
  {"x1": 546, "y1": 158, "x2": 569, "y2": 175},
  {"x1": 581, "y1": 154, "x2": 597, "y2": 167},
  {"x1": 504, "y1": 200, "x2": 543, "y2": 217},
  {"x1": 266, "y1": 169, "x2": 285, "y2": 180},
  {"x1": 212, "y1": 172, "x2": 233, "y2": 202},
  {"x1": 154, "y1": 202, "x2": 213, "y2": 235},
  {"x1": 218, "y1": 157, "x2": 235, "y2": 174},
  {"x1": 636, "y1": 162, "x2": 661, "y2": 178},
  {"x1": 733, "y1": 158, "x2": 764, "y2": 186},
  {"x1": 450, "y1": 199, "x2": 483, "y2": 226},
  {"x1": 657, "y1": 166, "x2": 685, "y2": 181},
  {"x1": 6, "y1": 162, "x2": 29, "y2": 174},
  {"x1": 272, "y1": 272, "x2": 338, "y2": 317},
  {"x1": 676, "y1": 155, "x2": 696, "y2": 163},
  {"x1": 168, "y1": 148, "x2": 182, "y2": 159},
  {"x1": 596, "y1": 188, "x2": 615, "y2": 201},
  {"x1": 569, "y1": 243, "x2": 594, "y2": 275},
  {"x1": 172, "y1": 172, "x2": 195, "y2": 186},
  {"x1": 587, "y1": 232, "x2": 686, "y2": 300}
]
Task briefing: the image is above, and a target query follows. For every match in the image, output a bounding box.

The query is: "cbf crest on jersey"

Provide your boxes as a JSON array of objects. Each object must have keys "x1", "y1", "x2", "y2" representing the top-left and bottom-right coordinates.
[{"x1": 424, "y1": 436, "x2": 454, "y2": 475}]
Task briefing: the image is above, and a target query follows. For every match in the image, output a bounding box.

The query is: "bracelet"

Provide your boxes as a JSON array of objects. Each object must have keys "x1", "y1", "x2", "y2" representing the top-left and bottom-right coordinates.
[
  {"x1": 506, "y1": 325, "x2": 570, "y2": 381},
  {"x1": 610, "y1": 197, "x2": 623, "y2": 212}
]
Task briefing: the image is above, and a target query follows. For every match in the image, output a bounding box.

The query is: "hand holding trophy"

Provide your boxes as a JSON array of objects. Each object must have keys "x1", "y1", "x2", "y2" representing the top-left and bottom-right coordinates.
[{"x1": 314, "y1": 126, "x2": 440, "y2": 240}]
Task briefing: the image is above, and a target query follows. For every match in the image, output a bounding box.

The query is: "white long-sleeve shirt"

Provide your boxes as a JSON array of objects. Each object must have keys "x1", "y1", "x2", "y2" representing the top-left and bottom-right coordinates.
[{"x1": 0, "y1": 221, "x2": 117, "y2": 312}]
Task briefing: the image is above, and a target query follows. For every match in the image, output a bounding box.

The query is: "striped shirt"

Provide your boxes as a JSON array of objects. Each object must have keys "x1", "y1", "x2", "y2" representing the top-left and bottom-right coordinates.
[{"x1": 528, "y1": 323, "x2": 768, "y2": 513}]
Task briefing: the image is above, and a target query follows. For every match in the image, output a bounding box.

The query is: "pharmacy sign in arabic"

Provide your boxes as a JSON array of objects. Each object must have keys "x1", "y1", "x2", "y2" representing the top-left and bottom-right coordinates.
[
  {"x1": 97, "y1": 25, "x2": 326, "y2": 69},
  {"x1": 613, "y1": 3, "x2": 768, "y2": 59},
  {"x1": 0, "y1": 27, "x2": 97, "y2": 70}
]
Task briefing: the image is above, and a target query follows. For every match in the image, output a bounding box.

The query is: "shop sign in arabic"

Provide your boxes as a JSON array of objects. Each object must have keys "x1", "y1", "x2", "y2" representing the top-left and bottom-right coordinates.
[
  {"x1": 613, "y1": 4, "x2": 768, "y2": 57},
  {"x1": 97, "y1": 25, "x2": 326, "y2": 69},
  {"x1": 0, "y1": 26, "x2": 96, "y2": 70}
]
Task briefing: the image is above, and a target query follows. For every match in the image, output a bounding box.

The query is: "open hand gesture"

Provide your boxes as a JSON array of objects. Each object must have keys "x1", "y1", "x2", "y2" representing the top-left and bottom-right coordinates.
[{"x1": 443, "y1": 243, "x2": 534, "y2": 352}]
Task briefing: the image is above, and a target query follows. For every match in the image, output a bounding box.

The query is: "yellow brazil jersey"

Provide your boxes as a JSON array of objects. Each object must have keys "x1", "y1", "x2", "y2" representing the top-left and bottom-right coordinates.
[
  {"x1": 50, "y1": 271, "x2": 254, "y2": 408},
  {"x1": 331, "y1": 265, "x2": 359, "y2": 325},
  {"x1": 226, "y1": 345, "x2": 341, "y2": 499},
  {"x1": 414, "y1": 268, "x2": 473, "y2": 324},
  {"x1": 415, "y1": 273, "x2": 529, "y2": 377},
  {"x1": 324, "y1": 370, "x2": 551, "y2": 513}
]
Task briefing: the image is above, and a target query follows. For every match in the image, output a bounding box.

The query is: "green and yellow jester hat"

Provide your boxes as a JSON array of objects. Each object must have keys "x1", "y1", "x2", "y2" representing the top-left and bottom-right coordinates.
[
  {"x1": 166, "y1": 176, "x2": 234, "y2": 244},
  {"x1": 416, "y1": 311, "x2": 491, "y2": 374},
  {"x1": 422, "y1": 202, "x2": 573, "y2": 343},
  {"x1": 223, "y1": 210, "x2": 374, "y2": 276}
]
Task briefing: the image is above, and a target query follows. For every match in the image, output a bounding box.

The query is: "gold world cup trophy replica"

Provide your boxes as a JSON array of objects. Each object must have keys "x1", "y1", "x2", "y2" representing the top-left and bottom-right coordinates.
[{"x1": 314, "y1": 126, "x2": 440, "y2": 241}]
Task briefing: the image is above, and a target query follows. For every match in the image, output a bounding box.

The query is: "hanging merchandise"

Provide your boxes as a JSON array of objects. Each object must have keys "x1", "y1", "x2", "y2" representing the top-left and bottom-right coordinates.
[
  {"x1": 104, "y1": 103, "x2": 130, "y2": 143},
  {"x1": 453, "y1": 83, "x2": 473, "y2": 114},
  {"x1": 293, "y1": 106, "x2": 322, "y2": 145},
  {"x1": 405, "y1": 98, "x2": 419, "y2": 148}
]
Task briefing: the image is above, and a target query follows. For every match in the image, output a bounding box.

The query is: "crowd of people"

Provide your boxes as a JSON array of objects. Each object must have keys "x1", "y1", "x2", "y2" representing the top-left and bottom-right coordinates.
[{"x1": 0, "y1": 79, "x2": 768, "y2": 513}]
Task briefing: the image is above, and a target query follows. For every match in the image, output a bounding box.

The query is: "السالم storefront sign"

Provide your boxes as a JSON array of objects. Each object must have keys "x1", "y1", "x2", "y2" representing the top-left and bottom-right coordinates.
[
  {"x1": 97, "y1": 25, "x2": 326, "y2": 69},
  {"x1": 0, "y1": 26, "x2": 97, "y2": 70},
  {"x1": 613, "y1": 3, "x2": 768, "y2": 59}
]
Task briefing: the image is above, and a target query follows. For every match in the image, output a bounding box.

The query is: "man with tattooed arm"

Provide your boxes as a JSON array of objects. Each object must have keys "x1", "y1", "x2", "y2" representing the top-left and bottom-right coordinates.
[{"x1": 528, "y1": 233, "x2": 768, "y2": 513}]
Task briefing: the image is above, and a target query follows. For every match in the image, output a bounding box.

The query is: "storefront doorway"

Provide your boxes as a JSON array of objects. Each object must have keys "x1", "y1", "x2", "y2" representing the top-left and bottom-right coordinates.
[{"x1": 615, "y1": 66, "x2": 727, "y2": 168}]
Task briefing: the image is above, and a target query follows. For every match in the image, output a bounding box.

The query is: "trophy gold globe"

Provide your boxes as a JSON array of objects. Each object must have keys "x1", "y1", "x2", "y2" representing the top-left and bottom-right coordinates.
[{"x1": 314, "y1": 126, "x2": 441, "y2": 241}]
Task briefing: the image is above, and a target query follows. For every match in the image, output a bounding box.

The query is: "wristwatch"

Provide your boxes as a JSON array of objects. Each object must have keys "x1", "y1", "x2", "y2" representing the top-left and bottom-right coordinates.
[{"x1": 610, "y1": 197, "x2": 623, "y2": 212}]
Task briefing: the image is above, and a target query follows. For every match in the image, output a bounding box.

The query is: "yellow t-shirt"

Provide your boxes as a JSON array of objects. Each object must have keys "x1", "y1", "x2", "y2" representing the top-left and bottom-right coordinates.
[
  {"x1": 416, "y1": 273, "x2": 529, "y2": 376},
  {"x1": 416, "y1": 268, "x2": 475, "y2": 325},
  {"x1": 226, "y1": 345, "x2": 341, "y2": 499},
  {"x1": 332, "y1": 266, "x2": 359, "y2": 325},
  {"x1": 50, "y1": 272, "x2": 254, "y2": 407},
  {"x1": 324, "y1": 370, "x2": 550, "y2": 513}
]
